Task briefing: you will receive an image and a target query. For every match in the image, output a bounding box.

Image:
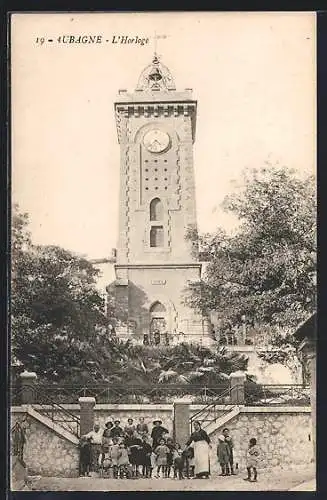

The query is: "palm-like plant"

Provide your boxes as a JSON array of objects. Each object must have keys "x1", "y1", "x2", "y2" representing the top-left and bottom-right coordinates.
[{"x1": 42, "y1": 333, "x2": 249, "y2": 392}]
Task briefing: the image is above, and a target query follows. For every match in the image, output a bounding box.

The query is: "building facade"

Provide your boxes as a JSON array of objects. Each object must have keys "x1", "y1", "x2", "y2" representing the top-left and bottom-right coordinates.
[{"x1": 111, "y1": 54, "x2": 212, "y2": 346}]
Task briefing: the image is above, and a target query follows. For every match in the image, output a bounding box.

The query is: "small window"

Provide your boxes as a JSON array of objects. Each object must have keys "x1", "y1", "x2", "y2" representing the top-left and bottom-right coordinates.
[
  {"x1": 150, "y1": 226, "x2": 164, "y2": 247},
  {"x1": 150, "y1": 198, "x2": 163, "y2": 221}
]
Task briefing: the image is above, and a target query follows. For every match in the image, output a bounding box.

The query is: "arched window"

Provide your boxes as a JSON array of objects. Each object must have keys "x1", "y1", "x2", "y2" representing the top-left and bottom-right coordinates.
[
  {"x1": 150, "y1": 226, "x2": 164, "y2": 247},
  {"x1": 150, "y1": 301, "x2": 166, "y2": 314},
  {"x1": 150, "y1": 198, "x2": 163, "y2": 221}
]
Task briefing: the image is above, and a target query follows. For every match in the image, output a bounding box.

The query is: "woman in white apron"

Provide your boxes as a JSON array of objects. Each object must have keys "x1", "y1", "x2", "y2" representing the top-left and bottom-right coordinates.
[{"x1": 185, "y1": 421, "x2": 211, "y2": 479}]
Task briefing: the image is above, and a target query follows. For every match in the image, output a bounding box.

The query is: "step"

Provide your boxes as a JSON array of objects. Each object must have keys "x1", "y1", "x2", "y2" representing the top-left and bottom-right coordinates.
[
  {"x1": 203, "y1": 406, "x2": 242, "y2": 436},
  {"x1": 24, "y1": 406, "x2": 79, "y2": 445}
]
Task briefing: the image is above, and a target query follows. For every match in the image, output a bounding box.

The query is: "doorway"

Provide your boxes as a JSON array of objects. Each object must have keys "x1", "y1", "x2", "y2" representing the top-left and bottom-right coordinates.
[{"x1": 149, "y1": 301, "x2": 167, "y2": 344}]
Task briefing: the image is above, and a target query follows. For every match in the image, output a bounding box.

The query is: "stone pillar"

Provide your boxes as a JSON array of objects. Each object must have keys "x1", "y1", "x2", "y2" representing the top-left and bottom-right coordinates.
[
  {"x1": 78, "y1": 397, "x2": 96, "y2": 436},
  {"x1": 173, "y1": 399, "x2": 191, "y2": 446},
  {"x1": 20, "y1": 371, "x2": 37, "y2": 404},
  {"x1": 229, "y1": 371, "x2": 246, "y2": 405}
]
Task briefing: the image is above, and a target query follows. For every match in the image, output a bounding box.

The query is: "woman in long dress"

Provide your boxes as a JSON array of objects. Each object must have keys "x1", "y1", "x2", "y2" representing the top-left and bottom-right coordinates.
[{"x1": 185, "y1": 421, "x2": 211, "y2": 478}]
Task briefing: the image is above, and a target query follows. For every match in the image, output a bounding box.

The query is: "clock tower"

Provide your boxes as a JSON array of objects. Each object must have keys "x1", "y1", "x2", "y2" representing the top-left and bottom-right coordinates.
[{"x1": 112, "y1": 54, "x2": 212, "y2": 345}]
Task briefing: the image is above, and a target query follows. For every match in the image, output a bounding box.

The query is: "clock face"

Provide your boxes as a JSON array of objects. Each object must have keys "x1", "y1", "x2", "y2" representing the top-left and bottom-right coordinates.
[{"x1": 143, "y1": 129, "x2": 170, "y2": 153}]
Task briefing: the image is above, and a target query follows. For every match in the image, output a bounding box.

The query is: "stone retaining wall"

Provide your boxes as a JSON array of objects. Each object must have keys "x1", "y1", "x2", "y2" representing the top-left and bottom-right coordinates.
[
  {"x1": 209, "y1": 408, "x2": 312, "y2": 473},
  {"x1": 11, "y1": 406, "x2": 312, "y2": 477},
  {"x1": 11, "y1": 411, "x2": 79, "y2": 478}
]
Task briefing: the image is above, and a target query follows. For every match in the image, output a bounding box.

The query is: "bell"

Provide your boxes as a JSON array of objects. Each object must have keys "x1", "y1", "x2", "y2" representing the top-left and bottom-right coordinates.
[{"x1": 149, "y1": 68, "x2": 162, "y2": 82}]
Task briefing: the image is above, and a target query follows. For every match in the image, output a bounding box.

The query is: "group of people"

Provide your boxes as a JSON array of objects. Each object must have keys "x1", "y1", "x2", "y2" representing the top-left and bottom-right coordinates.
[
  {"x1": 79, "y1": 417, "x2": 179, "y2": 479},
  {"x1": 79, "y1": 417, "x2": 260, "y2": 482}
]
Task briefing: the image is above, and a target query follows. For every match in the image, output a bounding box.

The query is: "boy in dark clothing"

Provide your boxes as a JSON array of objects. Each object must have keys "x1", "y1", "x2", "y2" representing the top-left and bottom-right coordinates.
[
  {"x1": 184, "y1": 446, "x2": 195, "y2": 478},
  {"x1": 165, "y1": 437, "x2": 175, "y2": 478},
  {"x1": 223, "y1": 427, "x2": 235, "y2": 475},
  {"x1": 217, "y1": 435, "x2": 231, "y2": 476},
  {"x1": 140, "y1": 435, "x2": 153, "y2": 478},
  {"x1": 79, "y1": 436, "x2": 92, "y2": 477},
  {"x1": 127, "y1": 433, "x2": 143, "y2": 478},
  {"x1": 173, "y1": 444, "x2": 186, "y2": 480}
]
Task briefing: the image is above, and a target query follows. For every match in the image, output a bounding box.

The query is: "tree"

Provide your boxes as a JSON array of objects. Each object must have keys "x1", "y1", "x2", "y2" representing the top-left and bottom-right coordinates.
[
  {"x1": 184, "y1": 164, "x2": 316, "y2": 361},
  {"x1": 11, "y1": 204, "x2": 108, "y2": 381}
]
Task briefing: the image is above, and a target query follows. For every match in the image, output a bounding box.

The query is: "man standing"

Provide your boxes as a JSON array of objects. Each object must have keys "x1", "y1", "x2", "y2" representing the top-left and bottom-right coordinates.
[
  {"x1": 110, "y1": 420, "x2": 124, "y2": 439},
  {"x1": 151, "y1": 420, "x2": 169, "y2": 449},
  {"x1": 84, "y1": 423, "x2": 102, "y2": 472},
  {"x1": 222, "y1": 427, "x2": 236, "y2": 475}
]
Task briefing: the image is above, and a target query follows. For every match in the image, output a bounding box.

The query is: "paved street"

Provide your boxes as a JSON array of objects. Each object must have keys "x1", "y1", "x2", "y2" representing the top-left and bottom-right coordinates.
[{"x1": 24, "y1": 464, "x2": 315, "y2": 491}]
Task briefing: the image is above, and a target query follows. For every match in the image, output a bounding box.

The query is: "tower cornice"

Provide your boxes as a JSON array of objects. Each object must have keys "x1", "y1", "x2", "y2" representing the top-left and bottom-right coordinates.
[{"x1": 114, "y1": 101, "x2": 197, "y2": 144}]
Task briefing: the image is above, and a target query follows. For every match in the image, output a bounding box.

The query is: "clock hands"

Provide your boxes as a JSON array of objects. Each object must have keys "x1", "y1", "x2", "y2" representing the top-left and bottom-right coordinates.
[{"x1": 143, "y1": 130, "x2": 170, "y2": 153}]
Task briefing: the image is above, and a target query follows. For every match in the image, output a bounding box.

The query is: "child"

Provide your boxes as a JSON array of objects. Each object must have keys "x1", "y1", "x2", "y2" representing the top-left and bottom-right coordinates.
[
  {"x1": 79, "y1": 436, "x2": 92, "y2": 477},
  {"x1": 165, "y1": 437, "x2": 175, "y2": 478},
  {"x1": 101, "y1": 433, "x2": 113, "y2": 470},
  {"x1": 154, "y1": 437, "x2": 170, "y2": 478},
  {"x1": 150, "y1": 449, "x2": 157, "y2": 474},
  {"x1": 117, "y1": 442, "x2": 132, "y2": 479},
  {"x1": 222, "y1": 428, "x2": 235, "y2": 475},
  {"x1": 185, "y1": 446, "x2": 195, "y2": 478},
  {"x1": 244, "y1": 438, "x2": 260, "y2": 482},
  {"x1": 140, "y1": 435, "x2": 153, "y2": 478},
  {"x1": 129, "y1": 434, "x2": 143, "y2": 478},
  {"x1": 100, "y1": 449, "x2": 112, "y2": 478},
  {"x1": 172, "y1": 444, "x2": 185, "y2": 480},
  {"x1": 217, "y1": 435, "x2": 231, "y2": 476},
  {"x1": 102, "y1": 426, "x2": 113, "y2": 448},
  {"x1": 110, "y1": 436, "x2": 120, "y2": 479}
]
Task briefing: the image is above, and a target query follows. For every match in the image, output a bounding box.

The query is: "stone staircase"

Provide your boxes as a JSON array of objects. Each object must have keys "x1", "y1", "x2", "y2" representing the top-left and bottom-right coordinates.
[
  {"x1": 202, "y1": 405, "x2": 241, "y2": 436},
  {"x1": 31, "y1": 385, "x2": 81, "y2": 438},
  {"x1": 190, "y1": 384, "x2": 243, "y2": 437},
  {"x1": 25, "y1": 406, "x2": 79, "y2": 445}
]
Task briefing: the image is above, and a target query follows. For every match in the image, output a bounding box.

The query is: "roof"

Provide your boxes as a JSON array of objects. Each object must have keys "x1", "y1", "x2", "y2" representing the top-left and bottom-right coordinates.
[{"x1": 293, "y1": 312, "x2": 317, "y2": 342}]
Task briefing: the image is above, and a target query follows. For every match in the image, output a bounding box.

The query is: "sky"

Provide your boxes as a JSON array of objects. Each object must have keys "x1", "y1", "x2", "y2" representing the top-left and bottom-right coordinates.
[{"x1": 11, "y1": 12, "x2": 316, "y2": 288}]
